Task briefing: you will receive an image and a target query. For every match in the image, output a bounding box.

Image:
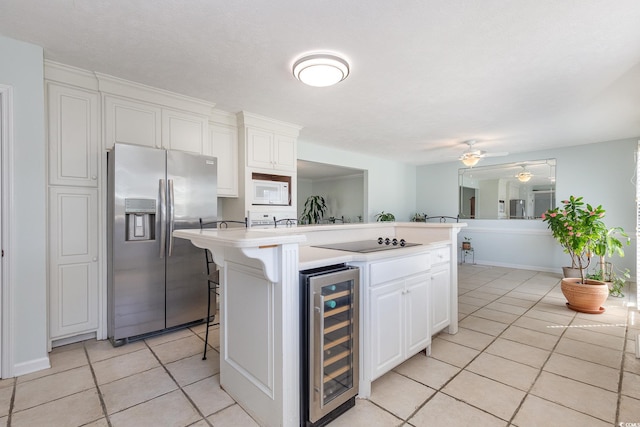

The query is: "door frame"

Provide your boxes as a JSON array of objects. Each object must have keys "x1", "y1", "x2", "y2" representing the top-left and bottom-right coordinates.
[{"x1": 0, "y1": 84, "x2": 15, "y2": 378}]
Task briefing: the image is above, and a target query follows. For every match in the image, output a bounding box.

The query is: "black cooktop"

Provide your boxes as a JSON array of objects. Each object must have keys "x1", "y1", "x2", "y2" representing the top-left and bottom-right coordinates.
[{"x1": 313, "y1": 238, "x2": 421, "y2": 253}]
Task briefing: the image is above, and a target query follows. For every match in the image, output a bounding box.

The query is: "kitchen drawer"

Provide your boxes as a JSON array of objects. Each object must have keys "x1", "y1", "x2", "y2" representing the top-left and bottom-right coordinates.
[
  {"x1": 432, "y1": 246, "x2": 450, "y2": 264},
  {"x1": 369, "y1": 253, "x2": 430, "y2": 286}
]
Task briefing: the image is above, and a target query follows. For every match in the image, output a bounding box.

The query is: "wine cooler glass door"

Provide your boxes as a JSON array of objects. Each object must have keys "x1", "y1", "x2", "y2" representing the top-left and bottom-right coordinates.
[{"x1": 309, "y1": 268, "x2": 359, "y2": 422}]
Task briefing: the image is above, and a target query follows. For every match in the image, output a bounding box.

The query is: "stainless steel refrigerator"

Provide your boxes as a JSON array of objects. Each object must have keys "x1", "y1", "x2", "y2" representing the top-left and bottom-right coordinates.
[
  {"x1": 107, "y1": 143, "x2": 217, "y2": 343},
  {"x1": 510, "y1": 199, "x2": 526, "y2": 219}
]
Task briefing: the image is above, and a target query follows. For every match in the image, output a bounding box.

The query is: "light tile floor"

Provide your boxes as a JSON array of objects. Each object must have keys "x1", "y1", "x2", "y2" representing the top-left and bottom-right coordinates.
[{"x1": 0, "y1": 264, "x2": 638, "y2": 426}]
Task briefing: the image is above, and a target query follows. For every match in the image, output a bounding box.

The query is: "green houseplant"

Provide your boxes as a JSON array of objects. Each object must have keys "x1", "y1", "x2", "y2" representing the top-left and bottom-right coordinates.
[
  {"x1": 541, "y1": 196, "x2": 606, "y2": 283},
  {"x1": 462, "y1": 236, "x2": 472, "y2": 250},
  {"x1": 300, "y1": 195, "x2": 327, "y2": 225},
  {"x1": 375, "y1": 211, "x2": 395, "y2": 222},
  {"x1": 589, "y1": 226, "x2": 630, "y2": 297},
  {"x1": 542, "y1": 196, "x2": 610, "y2": 313}
]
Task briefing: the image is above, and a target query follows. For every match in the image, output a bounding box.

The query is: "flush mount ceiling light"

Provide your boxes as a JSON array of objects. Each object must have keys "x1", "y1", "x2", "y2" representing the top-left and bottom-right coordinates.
[
  {"x1": 516, "y1": 166, "x2": 533, "y2": 182},
  {"x1": 293, "y1": 53, "x2": 350, "y2": 87}
]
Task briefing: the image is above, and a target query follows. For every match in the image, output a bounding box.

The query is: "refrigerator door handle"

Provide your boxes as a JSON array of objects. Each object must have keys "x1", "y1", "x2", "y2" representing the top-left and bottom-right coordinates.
[
  {"x1": 168, "y1": 179, "x2": 175, "y2": 256},
  {"x1": 159, "y1": 179, "x2": 166, "y2": 258}
]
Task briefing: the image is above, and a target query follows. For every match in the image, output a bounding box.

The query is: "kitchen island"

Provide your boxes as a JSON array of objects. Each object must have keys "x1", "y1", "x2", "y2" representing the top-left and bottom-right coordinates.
[{"x1": 174, "y1": 222, "x2": 464, "y2": 427}]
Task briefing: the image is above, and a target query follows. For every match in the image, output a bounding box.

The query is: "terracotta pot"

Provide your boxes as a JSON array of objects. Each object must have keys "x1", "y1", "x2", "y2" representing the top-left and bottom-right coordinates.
[
  {"x1": 560, "y1": 278, "x2": 608, "y2": 314},
  {"x1": 462, "y1": 242, "x2": 471, "y2": 250}
]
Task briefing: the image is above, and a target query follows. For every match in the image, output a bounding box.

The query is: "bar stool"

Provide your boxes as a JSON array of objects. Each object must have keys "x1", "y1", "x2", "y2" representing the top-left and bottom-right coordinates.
[{"x1": 199, "y1": 217, "x2": 247, "y2": 360}]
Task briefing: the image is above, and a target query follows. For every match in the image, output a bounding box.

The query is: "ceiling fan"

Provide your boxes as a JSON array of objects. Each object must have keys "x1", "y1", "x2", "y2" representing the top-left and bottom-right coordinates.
[{"x1": 459, "y1": 140, "x2": 508, "y2": 167}]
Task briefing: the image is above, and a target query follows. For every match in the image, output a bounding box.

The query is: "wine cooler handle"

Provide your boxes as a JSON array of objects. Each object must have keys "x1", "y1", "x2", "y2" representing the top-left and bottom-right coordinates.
[{"x1": 313, "y1": 292, "x2": 326, "y2": 408}]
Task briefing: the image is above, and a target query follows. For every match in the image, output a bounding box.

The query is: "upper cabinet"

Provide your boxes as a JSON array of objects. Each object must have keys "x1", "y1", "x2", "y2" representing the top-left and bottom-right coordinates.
[
  {"x1": 240, "y1": 112, "x2": 301, "y2": 173},
  {"x1": 104, "y1": 95, "x2": 162, "y2": 149},
  {"x1": 97, "y1": 73, "x2": 214, "y2": 155},
  {"x1": 162, "y1": 108, "x2": 208, "y2": 154},
  {"x1": 209, "y1": 110, "x2": 239, "y2": 197},
  {"x1": 47, "y1": 82, "x2": 99, "y2": 187}
]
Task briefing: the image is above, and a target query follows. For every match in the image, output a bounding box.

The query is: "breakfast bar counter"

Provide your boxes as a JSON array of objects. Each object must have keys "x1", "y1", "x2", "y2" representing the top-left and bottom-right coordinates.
[{"x1": 174, "y1": 222, "x2": 464, "y2": 427}]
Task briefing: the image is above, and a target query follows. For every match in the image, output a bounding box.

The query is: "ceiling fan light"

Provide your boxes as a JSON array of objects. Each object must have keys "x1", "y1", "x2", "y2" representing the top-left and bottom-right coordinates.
[
  {"x1": 517, "y1": 171, "x2": 532, "y2": 182},
  {"x1": 293, "y1": 53, "x2": 350, "y2": 87},
  {"x1": 461, "y1": 154, "x2": 480, "y2": 167}
]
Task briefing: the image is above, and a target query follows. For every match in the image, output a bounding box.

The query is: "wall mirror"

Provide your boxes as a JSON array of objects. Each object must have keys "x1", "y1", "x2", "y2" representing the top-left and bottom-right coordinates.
[
  {"x1": 297, "y1": 160, "x2": 366, "y2": 223},
  {"x1": 459, "y1": 159, "x2": 556, "y2": 220}
]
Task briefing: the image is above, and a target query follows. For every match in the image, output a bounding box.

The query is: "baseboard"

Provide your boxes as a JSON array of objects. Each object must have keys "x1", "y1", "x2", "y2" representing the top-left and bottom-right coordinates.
[
  {"x1": 51, "y1": 331, "x2": 96, "y2": 348},
  {"x1": 13, "y1": 356, "x2": 50, "y2": 377},
  {"x1": 469, "y1": 260, "x2": 560, "y2": 274}
]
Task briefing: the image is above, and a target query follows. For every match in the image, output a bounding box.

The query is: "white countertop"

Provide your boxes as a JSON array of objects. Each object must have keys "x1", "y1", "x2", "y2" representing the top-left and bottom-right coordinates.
[
  {"x1": 174, "y1": 222, "x2": 460, "y2": 270},
  {"x1": 298, "y1": 240, "x2": 450, "y2": 270}
]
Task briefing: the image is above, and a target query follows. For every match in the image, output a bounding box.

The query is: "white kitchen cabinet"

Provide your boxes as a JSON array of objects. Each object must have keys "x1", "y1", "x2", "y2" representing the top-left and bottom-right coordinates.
[
  {"x1": 162, "y1": 108, "x2": 209, "y2": 154},
  {"x1": 369, "y1": 272, "x2": 430, "y2": 381},
  {"x1": 209, "y1": 122, "x2": 239, "y2": 197},
  {"x1": 431, "y1": 264, "x2": 450, "y2": 334},
  {"x1": 246, "y1": 127, "x2": 297, "y2": 172},
  {"x1": 47, "y1": 82, "x2": 99, "y2": 187},
  {"x1": 48, "y1": 187, "x2": 99, "y2": 339},
  {"x1": 430, "y1": 246, "x2": 451, "y2": 335},
  {"x1": 103, "y1": 95, "x2": 162, "y2": 149}
]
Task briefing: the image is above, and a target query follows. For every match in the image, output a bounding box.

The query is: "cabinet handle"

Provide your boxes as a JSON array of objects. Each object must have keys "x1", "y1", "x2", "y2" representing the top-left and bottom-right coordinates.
[
  {"x1": 91, "y1": 175, "x2": 97, "y2": 180},
  {"x1": 92, "y1": 257, "x2": 97, "y2": 262}
]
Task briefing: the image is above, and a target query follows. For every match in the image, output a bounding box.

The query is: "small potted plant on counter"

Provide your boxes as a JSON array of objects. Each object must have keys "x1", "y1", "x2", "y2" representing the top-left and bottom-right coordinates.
[
  {"x1": 375, "y1": 211, "x2": 395, "y2": 222},
  {"x1": 410, "y1": 213, "x2": 426, "y2": 222}
]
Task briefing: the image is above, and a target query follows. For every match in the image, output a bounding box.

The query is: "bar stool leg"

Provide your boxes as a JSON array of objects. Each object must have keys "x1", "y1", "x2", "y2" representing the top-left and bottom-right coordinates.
[{"x1": 203, "y1": 280, "x2": 212, "y2": 360}]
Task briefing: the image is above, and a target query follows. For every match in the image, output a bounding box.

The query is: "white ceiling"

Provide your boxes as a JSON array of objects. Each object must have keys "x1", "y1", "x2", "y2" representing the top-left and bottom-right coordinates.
[{"x1": 2, "y1": 0, "x2": 640, "y2": 165}]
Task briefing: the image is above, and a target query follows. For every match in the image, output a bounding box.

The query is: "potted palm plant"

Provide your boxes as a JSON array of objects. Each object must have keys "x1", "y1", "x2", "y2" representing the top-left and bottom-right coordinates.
[
  {"x1": 542, "y1": 196, "x2": 609, "y2": 314},
  {"x1": 300, "y1": 195, "x2": 327, "y2": 225}
]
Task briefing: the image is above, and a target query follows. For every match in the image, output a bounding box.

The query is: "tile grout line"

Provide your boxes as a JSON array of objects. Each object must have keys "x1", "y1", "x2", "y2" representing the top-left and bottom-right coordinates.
[
  {"x1": 144, "y1": 328, "x2": 222, "y2": 427},
  {"x1": 614, "y1": 280, "x2": 636, "y2": 426},
  {"x1": 83, "y1": 343, "x2": 113, "y2": 427},
  {"x1": 7, "y1": 377, "x2": 16, "y2": 427},
  {"x1": 397, "y1": 270, "x2": 542, "y2": 424}
]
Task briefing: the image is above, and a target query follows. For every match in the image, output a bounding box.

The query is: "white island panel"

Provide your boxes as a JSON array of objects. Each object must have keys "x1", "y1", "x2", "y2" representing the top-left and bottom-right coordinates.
[{"x1": 173, "y1": 222, "x2": 464, "y2": 426}]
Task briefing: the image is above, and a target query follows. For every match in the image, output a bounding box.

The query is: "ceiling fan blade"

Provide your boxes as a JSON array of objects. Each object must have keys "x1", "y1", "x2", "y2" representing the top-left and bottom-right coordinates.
[{"x1": 482, "y1": 151, "x2": 509, "y2": 158}]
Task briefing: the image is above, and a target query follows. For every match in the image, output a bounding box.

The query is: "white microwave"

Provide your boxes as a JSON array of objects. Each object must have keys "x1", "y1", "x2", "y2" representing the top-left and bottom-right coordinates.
[{"x1": 252, "y1": 179, "x2": 290, "y2": 205}]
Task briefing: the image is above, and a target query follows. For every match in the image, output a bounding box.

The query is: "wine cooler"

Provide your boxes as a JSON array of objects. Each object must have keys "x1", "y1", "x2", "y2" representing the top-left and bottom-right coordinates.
[{"x1": 299, "y1": 264, "x2": 359, "y2": 427}]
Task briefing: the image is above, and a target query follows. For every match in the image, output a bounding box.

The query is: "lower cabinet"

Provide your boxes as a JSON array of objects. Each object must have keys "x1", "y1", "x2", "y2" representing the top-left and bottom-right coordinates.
[
  {"x1": 369, "y1": 272, "x2": 430, "y2": 381},
  {"x1": 49, "y1": 187, "x2": 99, "y2": 340},
  {"x1": 430, "y1": 246, "x2": 452, "y2": 335}
]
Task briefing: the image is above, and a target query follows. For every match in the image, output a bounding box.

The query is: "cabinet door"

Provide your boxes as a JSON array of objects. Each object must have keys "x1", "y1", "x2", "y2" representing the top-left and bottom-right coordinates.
[
  {"x1": 246, "y1": 127, "x2": 274, "y2": 169},
  {"x1": 104, "y1": 95, "x2": 162, "y2": 149},
  {"x1": 210, "y1": 123, "x2": 239, "y2": 197},
  {"x1": 47, "y1": 83, "x2": 99, "y2": 187},
  {"x1": 273, "y1": 134, "x2": 296, "y2": 171},
  {"x1": 431, "y1": 264, "x2": 451, "y2": 334},
  {"x1": 405, "y1": 273, "x2": 431, "y2": 356},
  {"x1": 369, "y1": 280, "x2": 404, "y2": 380},
  {"x1": 49, "y1": 187, "x2": 99, "y2": 338},
  {"x1": 162, "y1": 108, "x2": 208, "y2": 154}
]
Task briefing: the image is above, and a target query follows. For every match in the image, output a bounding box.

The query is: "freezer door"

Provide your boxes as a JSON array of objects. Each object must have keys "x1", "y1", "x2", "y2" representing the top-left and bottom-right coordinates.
[
  {"x1": 110, "y1": 143, "x2": 167, "y2": 340},
  {"x1": 166, "y1": 150, "x2": 218, "y2": 328}
]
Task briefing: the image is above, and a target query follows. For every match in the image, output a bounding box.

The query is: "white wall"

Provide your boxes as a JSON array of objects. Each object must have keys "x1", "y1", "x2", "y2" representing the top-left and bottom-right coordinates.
[
  {"x1": 298, "y1": 141, "x2": 417, "y2": 222},
  {"x1": 0, "y1": 35, "x2": 48, "y2": 375},
  {"x1": 417, "y1": 138, "x2": 638, "y2": 276}
]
